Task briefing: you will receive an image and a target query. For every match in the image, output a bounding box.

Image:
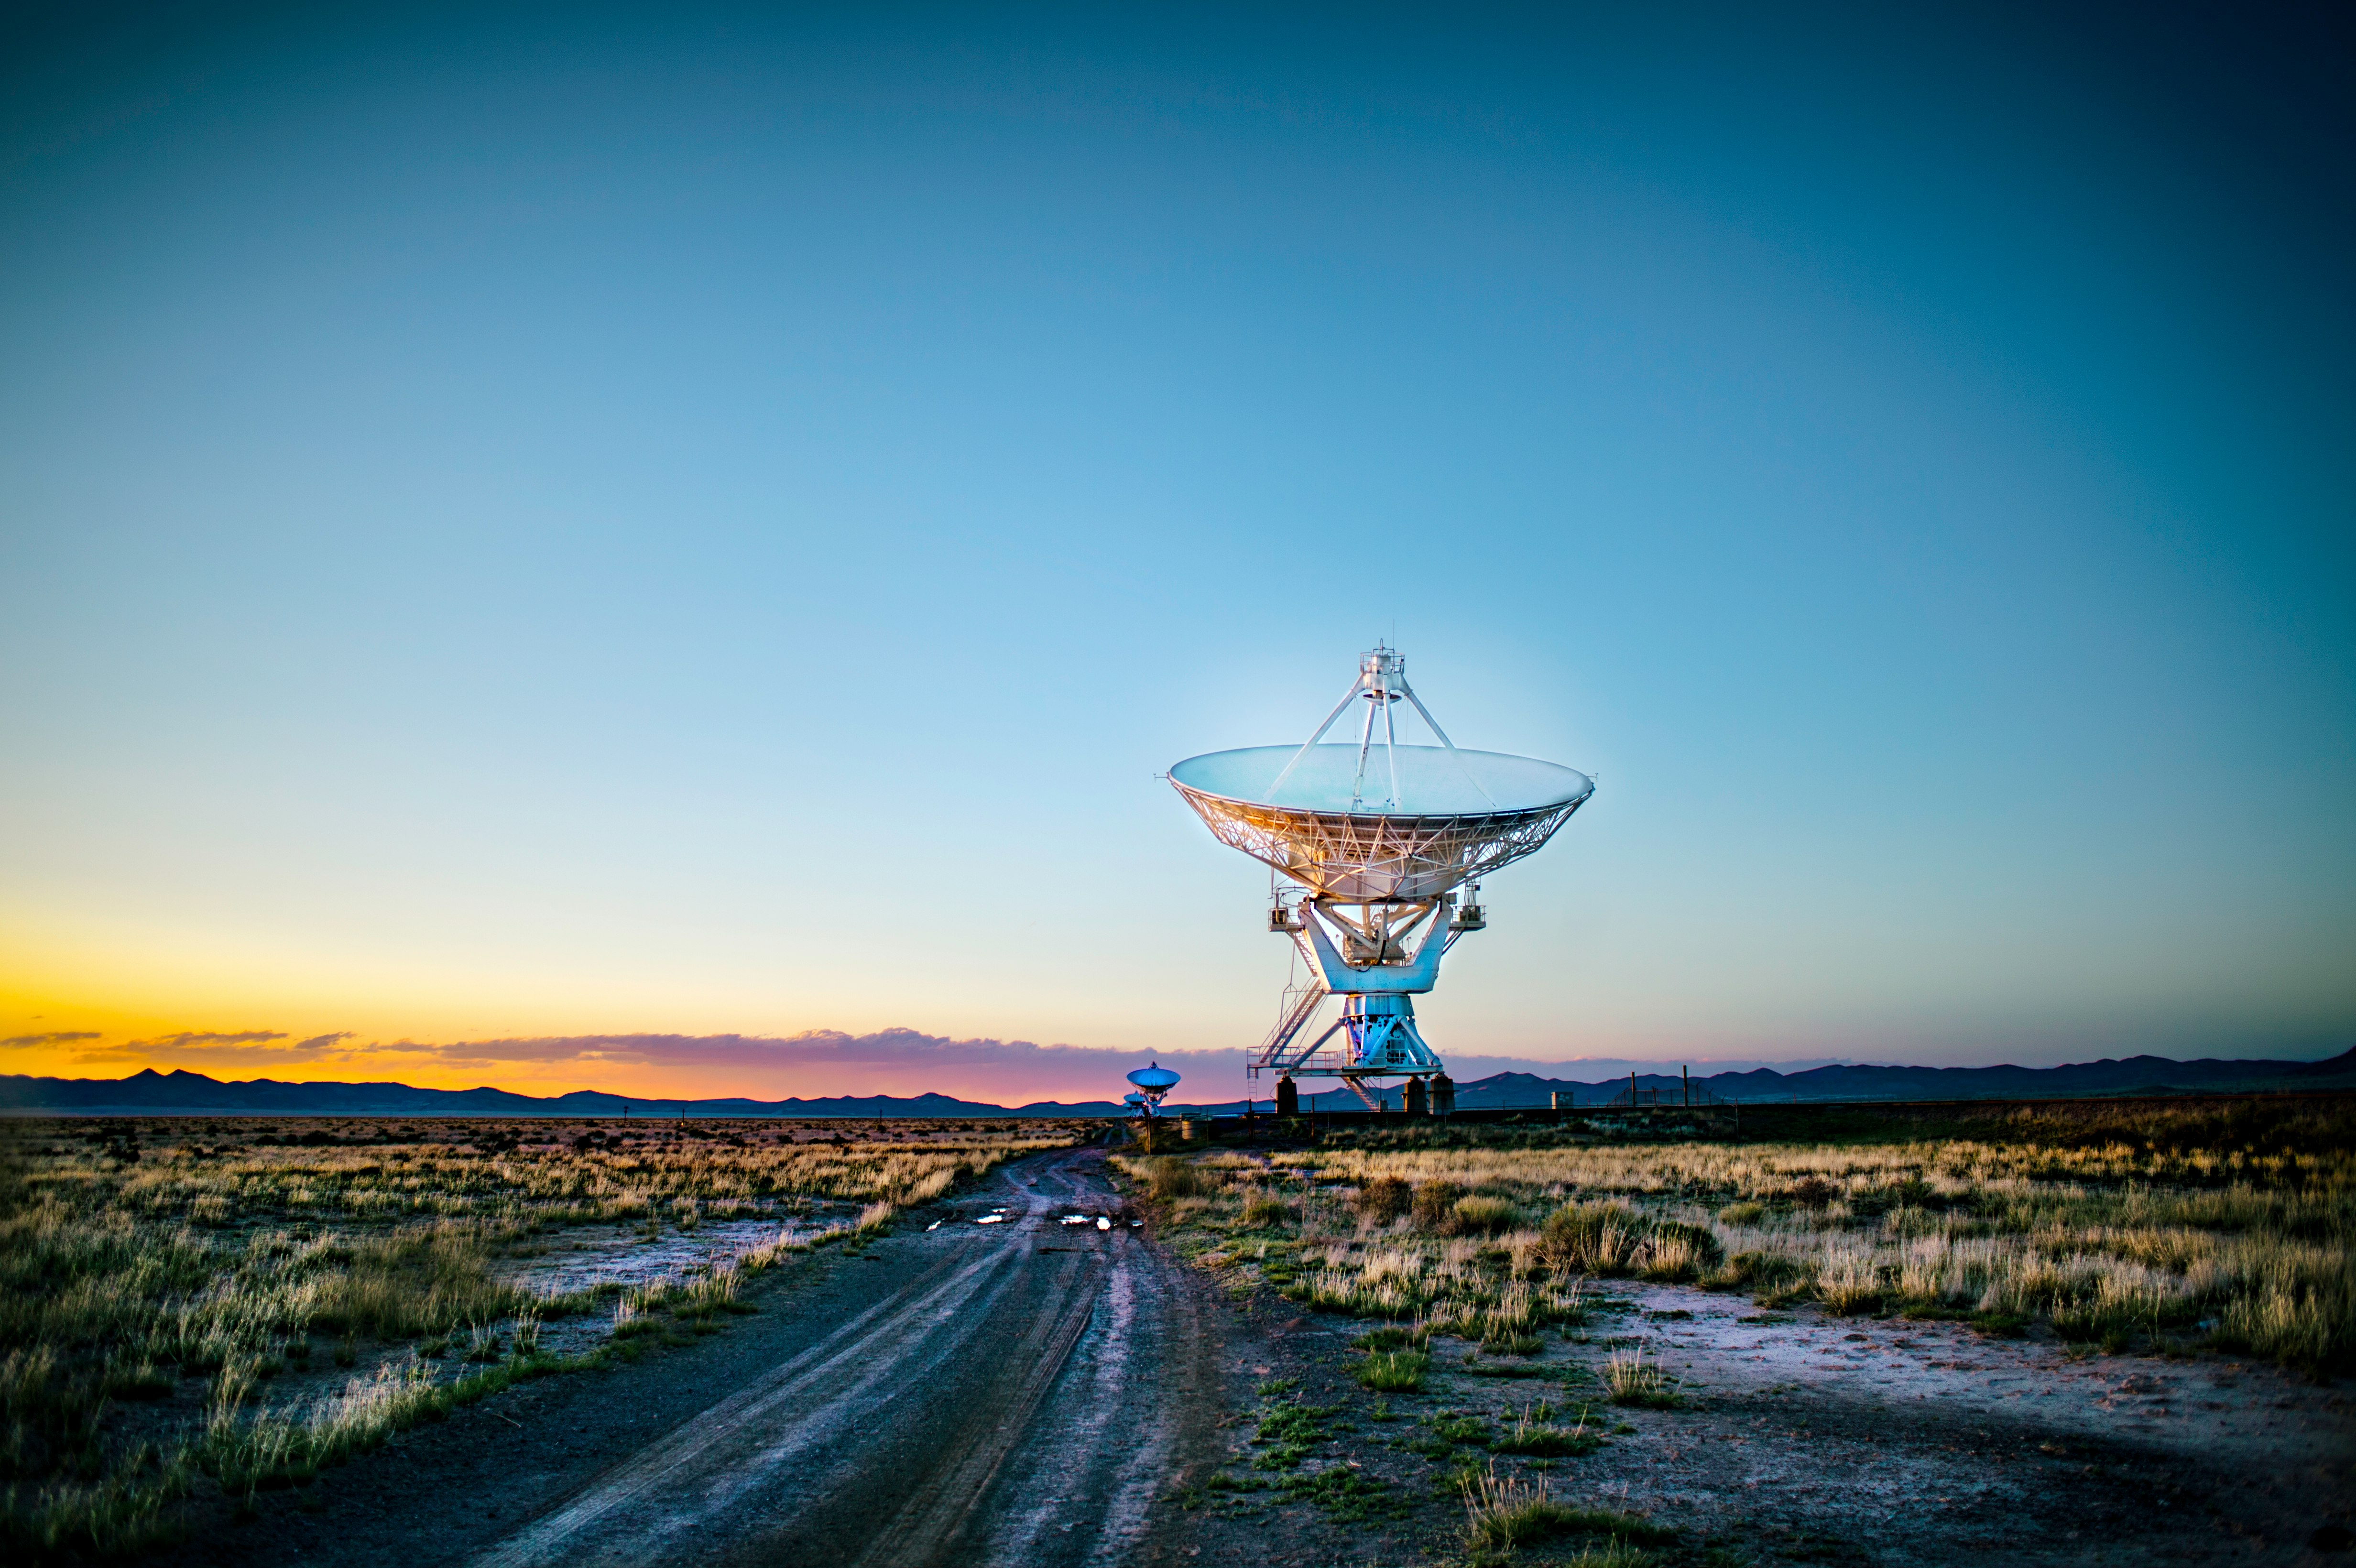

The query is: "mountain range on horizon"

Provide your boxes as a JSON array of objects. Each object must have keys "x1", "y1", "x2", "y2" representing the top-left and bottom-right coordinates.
[{"x1": 3, "y1": 1047, "x2": 2351, "y2": 1119}]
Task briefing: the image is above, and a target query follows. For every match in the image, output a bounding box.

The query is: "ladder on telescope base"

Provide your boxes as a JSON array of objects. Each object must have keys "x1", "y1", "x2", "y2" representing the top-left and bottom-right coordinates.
[{"x1": 1250, "y1": 984, "x2": 1327, "y2": 1076}]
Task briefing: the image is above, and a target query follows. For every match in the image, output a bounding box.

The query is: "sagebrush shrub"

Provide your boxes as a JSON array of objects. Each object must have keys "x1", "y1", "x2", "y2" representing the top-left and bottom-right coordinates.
[
  {"x1": 1145, "y1": 1157, "x2": 1202, "y2": 1199},
  {"x1": 1356, "y1": 1175, "x2": 1412, "y2": 1223},
  {"x1": 1412, "y1": 1180, "x2": 1465, "y2": 1231},
  {"x1": 1453, "y1": 1196, "x2": 1516, "y2": 1235}
]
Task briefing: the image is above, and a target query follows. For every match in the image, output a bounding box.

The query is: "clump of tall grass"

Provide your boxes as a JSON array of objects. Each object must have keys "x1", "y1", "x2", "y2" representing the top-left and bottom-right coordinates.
[
  {"x1": 203, "y1": 1339, "x2": 571, "y2": 1504},
  {"x1": 201, "y1": 1353, "x2": 437, "y2": 1496},
  {"x1": 1457, "y1": 1281, "x2": 1544, "y2": 1353},
  {"x1": 1458, "y1": 1462, "x2": 1668, "y2": 1561},
  {"x1": 1560, "y1": 1546, "x2": 1654, "y2": 1568},
  {"x1": 0, "y1": 1455, "x2": 192, "y2": 1559},
  {"x1": 1461, "y1": 1465, "x2": 1577, "y2": 1554},
  {"x1": 1704, "y1": 1249, "x2": 1810, "y2": 1296},
  {"x1": 1355, "y1": 1350, "x2": 1431, "y2": 1392},
  {"x1": 1816, "y1": 1252, "x2": 1886, "y2": 1316},
  {"x1": 681, "y1": 1265, "x2": 743, "y2": 1314},
  {"x1": 735, "y1": 1226, "x2": 808, "y2": 1271},
  {"x1": 1139, "y1": 1157, "x2": 1204, "y2": 1200},
  {"x1": 900, "y1": 1168, "x2": 955, "y2": 1205},
  {"x1": 1491, "y1": 1400, "x2": 1600, "y2": 1457},
  {"x1": 1239, "y1": 1188, "x2": 1293, "y2": 1229},
  {"x1": 1352, "y1": 1319, "x2": 1436, "y2": 1353},
  {"x1": 1453, "y1": 1196, "x2": 1517, "y2": 1235},
  {"x1": 1355, "y1": 1176, "x2": 1412, "y2": 1223},
  {"x1": 1786, "y1": 1175, "x2": 1841, "y2": 1208},
  {"x1": 2214, "y1": 1278, "x2": 2345, "y2": 1369},
  {"x1": 1635, "y1": 1226, "x2": 1715, "y2": 1283},
  {"x1": 1537, "y1": 1204, "x2": 1722, "y2": 1282},
  {"x1": 612, "y1": 1296, "x2": 653, "y2": 1339},
  {"x1": 1413, "y1": 1180, "x2": 1465, "y2": 1231},
  {"x1": 1602, "y1": 1347, "x2": 1679, "y2": 1408}
]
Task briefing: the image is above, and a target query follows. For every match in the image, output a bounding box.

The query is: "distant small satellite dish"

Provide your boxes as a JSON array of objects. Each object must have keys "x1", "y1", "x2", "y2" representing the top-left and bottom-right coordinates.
[{"x1": 1122, "y1": 1061, "x2": 1180, "y2": 1120}]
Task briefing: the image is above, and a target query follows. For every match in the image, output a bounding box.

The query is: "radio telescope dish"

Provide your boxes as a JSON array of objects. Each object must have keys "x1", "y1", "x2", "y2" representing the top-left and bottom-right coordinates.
[
  {"x1": 1168, "y1": 646, "x2": 1594, "y2": 1110},
  {"x1": 1168, "y1": 745, "x2": 1590, "y2": 902},
  {"x1": 1124, "y1": 1062, "x2": 1180, "y2": 1117}
]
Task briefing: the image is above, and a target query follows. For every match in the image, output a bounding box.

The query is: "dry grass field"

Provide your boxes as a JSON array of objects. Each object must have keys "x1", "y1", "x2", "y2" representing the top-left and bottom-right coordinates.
[
  {"x1": 11, "y1": 1099, "x2": 2345, "y2": 1566},
  {"x1": 0, "y1": 1115, "x2": 1083, "y2": 1560},
  {"x1": 1121, "y1": 1097, "x2": 2354, "y2": 1564},
  {"x1": 1128, "y1": 1098, "x2": 2353, "y2": 1375}
]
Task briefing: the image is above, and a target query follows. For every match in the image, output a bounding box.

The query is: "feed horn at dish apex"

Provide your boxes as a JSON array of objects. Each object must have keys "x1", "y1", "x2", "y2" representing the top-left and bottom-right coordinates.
[{"x1": 1166, "y1": 644, "x2": 1594, "y2": 1112}]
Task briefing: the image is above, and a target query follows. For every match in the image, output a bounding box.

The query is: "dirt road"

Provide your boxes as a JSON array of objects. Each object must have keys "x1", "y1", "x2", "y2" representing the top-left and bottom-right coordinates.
[{"x1": 174, "y1": 1147, "x2": 1220, "y2": 1568}]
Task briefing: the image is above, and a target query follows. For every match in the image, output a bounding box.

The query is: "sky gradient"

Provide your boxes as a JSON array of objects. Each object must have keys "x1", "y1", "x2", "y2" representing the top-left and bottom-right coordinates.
[{"x1": 3, "y1": 3, "x2": 2350, "y2": 1105}]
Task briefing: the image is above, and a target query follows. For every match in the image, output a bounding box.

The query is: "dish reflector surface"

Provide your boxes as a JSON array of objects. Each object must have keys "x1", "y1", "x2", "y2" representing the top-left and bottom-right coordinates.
[
  {"x1": 1170, "y1": 744, "x2": 1588, "y2": 816},
  {"x1": 1169, "y1": 744, "x2": 1592, "y2": 901}
]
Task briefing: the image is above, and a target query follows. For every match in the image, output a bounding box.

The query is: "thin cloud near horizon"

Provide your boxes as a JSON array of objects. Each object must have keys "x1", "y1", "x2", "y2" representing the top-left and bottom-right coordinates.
[
  {"x1": 0, "y1": 1030, "x2": 102, "y2": 1048},
  {"x1": 47, "y1": 1024, "x2": 1863, "y2": 1075},
  {"x1": 18, "y1": 1025, "x2": 2339, "y2": 1106}
]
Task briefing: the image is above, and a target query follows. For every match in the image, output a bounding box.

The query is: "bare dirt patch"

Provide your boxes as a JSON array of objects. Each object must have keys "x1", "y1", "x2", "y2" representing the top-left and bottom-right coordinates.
[{"x1": 1151, "y1": 1279, "x2": 2354, "y2": 1566}]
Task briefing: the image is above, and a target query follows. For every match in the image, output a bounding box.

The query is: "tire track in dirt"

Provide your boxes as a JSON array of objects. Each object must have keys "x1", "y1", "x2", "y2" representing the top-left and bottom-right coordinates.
[
  {"x1": 471, "y1": 1245, "x2": 1020, "y2": 1566},
  {"x1": 961, "y1": 1155, "x2": 1222, "y2": 1568},
  {"x1": 463, "y1": 1146, "x2": 1206, "y2": 1568},
  {"x1": 842, "y1": 1252, "x2": 1103, "y2": 1567}
]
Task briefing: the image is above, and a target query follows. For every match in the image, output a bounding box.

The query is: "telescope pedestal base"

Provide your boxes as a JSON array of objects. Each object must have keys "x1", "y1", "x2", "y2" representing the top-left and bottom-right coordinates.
[{"x1": 1253, "y1": 994, "x2": 1450, "y2": 1112}]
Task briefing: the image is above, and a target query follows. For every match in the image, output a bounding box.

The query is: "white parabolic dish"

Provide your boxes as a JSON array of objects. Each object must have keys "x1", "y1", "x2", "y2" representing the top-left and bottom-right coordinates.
[{"x1": 1169, "y1": 743, "x2": 1593, "y2": 902}]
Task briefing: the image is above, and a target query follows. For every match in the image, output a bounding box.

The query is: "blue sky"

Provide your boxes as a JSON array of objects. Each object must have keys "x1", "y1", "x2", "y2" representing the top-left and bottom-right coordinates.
[{"x1": 1, "y1": 4, "x2": 2349, "y2": 1101}]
